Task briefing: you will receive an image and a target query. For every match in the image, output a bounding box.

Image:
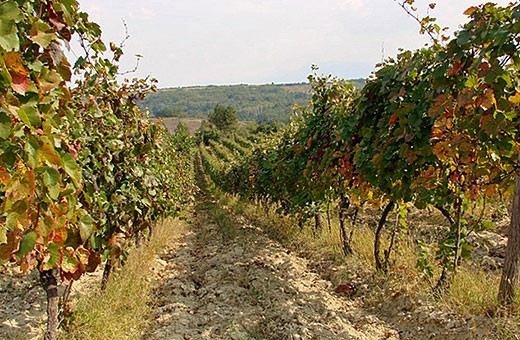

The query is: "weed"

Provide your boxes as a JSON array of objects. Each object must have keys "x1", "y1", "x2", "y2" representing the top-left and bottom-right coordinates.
[{"x1": 62, "y1": 219, "x2": 187, "y2": 340}]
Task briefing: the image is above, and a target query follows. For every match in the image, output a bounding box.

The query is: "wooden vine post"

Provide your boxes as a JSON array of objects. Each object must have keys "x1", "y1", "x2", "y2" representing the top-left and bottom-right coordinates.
[{"x1": 499, "y1": 155, "x2": 520, "y2": 307}]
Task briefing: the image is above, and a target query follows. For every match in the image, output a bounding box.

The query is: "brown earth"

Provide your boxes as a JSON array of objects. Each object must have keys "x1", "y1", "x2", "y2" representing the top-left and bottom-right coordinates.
[
  {"x1": 145, "y1": 199, "x2": 399, "y2": 339},
  {"x1": 0, "y1": 197, "x2": 511, "y2": 339},
  {"x1": 152, "y1": 117, "x2": 204, "y2": 134}
]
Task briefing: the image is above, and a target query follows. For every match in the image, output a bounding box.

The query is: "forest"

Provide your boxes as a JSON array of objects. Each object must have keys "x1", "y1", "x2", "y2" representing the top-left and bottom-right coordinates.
[{"x1": 138, "y1": 80, "x2": 365, "y2": 123}]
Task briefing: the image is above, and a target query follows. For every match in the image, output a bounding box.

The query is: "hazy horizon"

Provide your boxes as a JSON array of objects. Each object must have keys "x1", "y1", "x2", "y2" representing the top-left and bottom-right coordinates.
[{"x1": 78, "y1": 1, "x2": 514, "y2": 87}]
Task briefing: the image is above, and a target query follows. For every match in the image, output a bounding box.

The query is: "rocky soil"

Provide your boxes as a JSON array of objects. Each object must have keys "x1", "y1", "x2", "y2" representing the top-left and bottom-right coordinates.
[
  {"x1": 145, "y1": 200, "x2": 399, "y2": 340},
  {"x1": 0, "y1": 267, "x2": 46, "y2": 339},
  {"x1": 0, "y1": 197, "x2": 511, "y2": 339}
]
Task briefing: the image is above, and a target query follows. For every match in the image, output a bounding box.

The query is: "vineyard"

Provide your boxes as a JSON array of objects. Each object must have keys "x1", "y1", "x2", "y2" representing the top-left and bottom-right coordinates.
[
  {"x1": 0, "y1": 0, "x2": 520, "y2": 339},
  {"x1": 0, "y1": 1, "x2": 195, "y2": 339},
  {"x1": 194, "y1": 0, "x2": 520, "y2": 335}
]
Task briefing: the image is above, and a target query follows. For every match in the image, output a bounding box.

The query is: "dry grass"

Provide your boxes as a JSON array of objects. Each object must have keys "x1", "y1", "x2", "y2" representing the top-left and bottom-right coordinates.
[
  {"x1": 440, "y1": 266, "x2": 500, "y2": 315},
  {"x1": 62, "y1": 218, "x2": 187, "y2": 340},
  {"x1": 437, "y1": 267, "x2": 520, "y2": 338},
  {"x1": 217, "y1": 192, "x2": 520, "y2": 336}
]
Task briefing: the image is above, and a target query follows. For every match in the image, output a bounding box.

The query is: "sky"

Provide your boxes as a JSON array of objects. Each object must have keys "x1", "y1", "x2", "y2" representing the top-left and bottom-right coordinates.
[{"x1": 75, "y1": 0, "x2": 514, "y2": 88}]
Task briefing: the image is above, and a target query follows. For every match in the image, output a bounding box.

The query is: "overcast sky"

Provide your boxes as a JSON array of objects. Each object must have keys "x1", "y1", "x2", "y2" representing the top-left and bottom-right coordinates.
[{"x1": 75, "y1": 0, "x2": 514, "y2": 88}]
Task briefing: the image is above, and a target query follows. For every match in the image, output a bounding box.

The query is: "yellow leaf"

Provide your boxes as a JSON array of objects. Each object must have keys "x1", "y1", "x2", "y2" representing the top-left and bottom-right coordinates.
[
  {"x1": 0, "y1": 166, "x2": 10, "y2": 185},
  {"x1": 432, "y1": 141, "x2": 448, "y2": 161},
  {"x1": 463, "y1": 6, "x2": 478, "y2": 16},
  {"x1": 509, "y1": 93, "x2": 520, "y2": 104},
  {"x1": 3, "y1": 52, "x2": 28, "y2": 75}
]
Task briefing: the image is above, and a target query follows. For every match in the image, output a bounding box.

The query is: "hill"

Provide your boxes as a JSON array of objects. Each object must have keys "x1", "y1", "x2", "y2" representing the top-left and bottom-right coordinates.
[{"x1": 139, "y1": 80, "x2": 365, "y2": 123}]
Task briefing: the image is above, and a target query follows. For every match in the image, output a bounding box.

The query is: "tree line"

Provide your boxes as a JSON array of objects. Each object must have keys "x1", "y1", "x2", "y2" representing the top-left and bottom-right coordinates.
[{"x1": 138, "y1": 81, "x2": 365, "y2": 123}]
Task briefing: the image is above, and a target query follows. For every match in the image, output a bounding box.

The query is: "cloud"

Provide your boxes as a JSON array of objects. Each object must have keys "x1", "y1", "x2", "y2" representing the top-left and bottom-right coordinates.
[
  {"x1": 81, "y1": 3, "x2": 104, "y2": 18},
  {"x1": 329, "y1": 0, "x2": 366, "y2": 12},
  {"x1": 129, "y1": 7, "x2": 155, "y2": 21},
  {"x1": 78, "y1": 0, "x2": 514, "y2": 87}
]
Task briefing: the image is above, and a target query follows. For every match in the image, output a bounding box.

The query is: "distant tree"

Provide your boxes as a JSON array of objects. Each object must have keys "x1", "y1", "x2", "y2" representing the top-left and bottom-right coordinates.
[
  {"x1": 208, "y1": 104, "x2": 238, "y2": 132},
  {"x1": 172, "y1": 122, "x2": 193, "y2": 152},
  {"x1": 256, "y1": 112, "x2": 276, "y2": 125},
  {"x1": 195, "y1": 120, "x2": 221, "y2": 145},
  {"x1": 252, "y1": 117, "x2": 280, "y2": 135},
  {"x1": 155, "y1": 107, "x2": 186, "y2": 118}
]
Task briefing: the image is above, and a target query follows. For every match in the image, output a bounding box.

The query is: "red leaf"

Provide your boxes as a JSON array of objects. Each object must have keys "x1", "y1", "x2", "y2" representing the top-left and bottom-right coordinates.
[
  {"x1": 463, "y1": 6, "x2": 478, "y2": 16},
  {"x1": 47, "y1": 4, "x2": 66, "y2": 31},
  {"x1": 389, "y1": 113, "x2": 399, "y2": 126},
  {"x1": 477, "y1": 88, "x2": 496, "y2": 111},
  {"x1": 478, "y1": 62, "x2": 490, "y2": 73},
  {"x1": 484, "y1": 185, "x2": 496, "y2": 198},
  {"x1": 448, "y1": 59, "x2": 464, "y2": 77},
  {"x1": 428, "y1": 94, "x2": 448, "y2": 118},
  {"x1": 49, "y1": 228, "x2": 67, "y2": 245},
  {"x1": 420, "y1": 166, "x2": 435, "y2": 179},
  {"x1": 0, "y1": 231, "x2": 19, "y2": 262},
  {"x1": 335, "y1": 283, "x2": 357, "y2": 296},
  {"x1": 449, "y1": 170, "x2": 460, "y2": 183},
  {"x1": 10, "y1": 72, "x2": 30, "y2": 95},
  {"x1": 86, "y1": 251, "x2": 101, "y2": 272}
]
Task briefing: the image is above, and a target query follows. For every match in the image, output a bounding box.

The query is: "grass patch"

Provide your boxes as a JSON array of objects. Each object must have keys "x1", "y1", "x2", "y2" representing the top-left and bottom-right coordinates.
[
  {"x1": 204, "y1": 199, "x2": 238, "y2": 241},
  {"x1": 218, "y1": 192, "x2": 520, "y2": 328},
  {"x1": 441, "y1": 266, "x2": 499, "y2": 315},
  {"x1": 62, "y1": 218, "x2": 187, "y2": 340}
]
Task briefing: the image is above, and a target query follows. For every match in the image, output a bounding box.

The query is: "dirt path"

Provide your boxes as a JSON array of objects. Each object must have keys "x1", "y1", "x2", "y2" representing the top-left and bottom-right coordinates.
[
  {"x1": 0, "y1": 268, "x2": 46, "y2": 339},
  {"x1": 145, "y1": 198, "x2": 399, "y2": 340},
  {"x1": 0, "y1": 194, "x2": 505, "y2": 339}
]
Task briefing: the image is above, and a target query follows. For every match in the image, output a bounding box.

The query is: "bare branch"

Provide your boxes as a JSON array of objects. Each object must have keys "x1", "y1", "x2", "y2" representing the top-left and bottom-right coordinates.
[
  {"x1": 393, "y1": 0, "x2": 439, "y2": 45},
  {"x1": 115, "y1": 19, "x2": 143, "y2": 76}
]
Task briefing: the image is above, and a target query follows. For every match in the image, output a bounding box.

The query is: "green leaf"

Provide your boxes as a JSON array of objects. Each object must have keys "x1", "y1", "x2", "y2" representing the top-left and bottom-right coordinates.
[
  {"x1": 0, "y1": 110, "x2": 12, "y2": 139},
  {"x1": 62, "y1": 153, "x2": 81, "y2": 187},
  {"x1": 5, "y1": 211, "x2": 19, "y2": 229},
  {"x1": 460, "y1": 243, "x2": 473, "y2": 259},
  {"x1": 43, "y1": 167, "x2": 59, "y2": 187},
  {"x1": 39, "y1": 139, "x2": 61, "y2": 165},
  {"x1": 79, "y1": 214, "x2": 95, "y2": 243},
  {"x1": 0, "y1": 1, "x2": 21, "y2": 50},
  {"x1": 30, "y1": 20, "x2": 55, "y2": 49},
  {"x1": 17, "y1": 231, "x2": 38, "y2": 259},
  {"x1": 480, "y1": 220, "x2": 495, "y2": 230},
  {"x1": 17, "y1": 106, "x2": 31, "y2": 127},
  {"x1": 456, "y1": 31, "x2": 470, "y2": 46},
  {"x1": 18, "y1": 105, "x2": 41, "y2": 127},
  {"x1": 24, "y1": 136, "x2": 39, "y2": 168},
  {"x1": 0, "y1": 2, "x2": 22, "y2": 21},
  {"x1": 41, "y1": 243, "x2": 60, "y2": 271},
  {"x1": 48, "y1": 184, "x2": 60, "y2": 200},
  {"x1": 61, "y1": 251, "x2": 79, "y2": 272},
  {"x1": 0, "y1": 20, "x2": 19, "y2": 51},
  {"x1": 30, "y1": 59, "x2": 43, "y2": 72},
  {"x1": 0, "y1": 225, "x2": 6, "y2": 244},
  {"x1": 38, "y1": 67, "x2": 62, "y2": 93}
]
